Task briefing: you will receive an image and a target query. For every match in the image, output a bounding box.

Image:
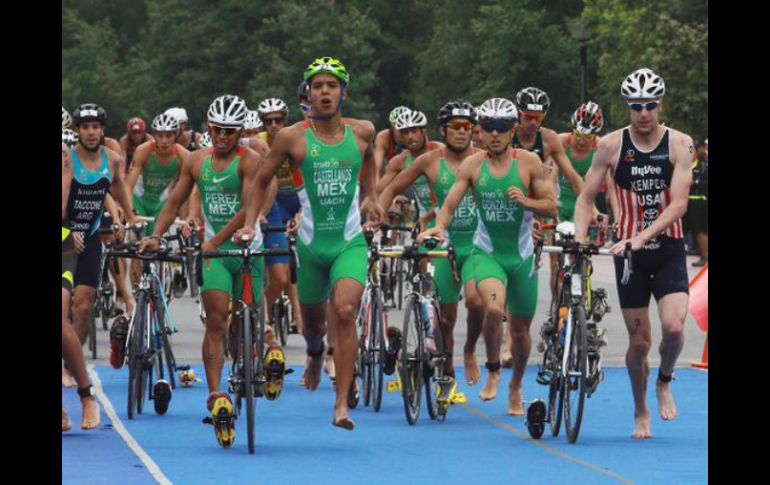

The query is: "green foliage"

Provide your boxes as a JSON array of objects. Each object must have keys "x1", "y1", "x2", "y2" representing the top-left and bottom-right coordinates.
[{"x1": 62, "y1": 0, "x2": 707, "y2": 139}]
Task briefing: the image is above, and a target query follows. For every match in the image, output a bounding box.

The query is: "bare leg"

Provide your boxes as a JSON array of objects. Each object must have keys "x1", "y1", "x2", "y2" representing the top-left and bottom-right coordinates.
[
  {"x1": 301, "y1": 302, "x2": 327, "y2": 390},
  {"x1": 110, "y1": 257, "x2": 134, "y2": 316},
  {"x1": 477, "y1": 279, "x2": 507, "y2": 401},
  {"x1": 325, "y1": 299, "x2": 336, "y2": 380},
  {"x1": 330, "y1": 279, "x2": 364, "y2": 430},
  {"x1": 439, "y1": 303, "x2": 458, "y2": 377},
  {"x1": 463, "y1": 280, "x2": 484, "y2": 385},
  {"x1": 696, "y1": 233, "x2": 708, "y2": 260},
  {"x1": 656, "y1": 292, "x2": 688, "y2": 421},
  {"x1": 289, "y1": 282, "x2": 303, "y2": 334},
  {"x1": 622, "y1": 308, "x2": 653, "y2": 439},
  {"x1": 507, "y1": 314, "x2": 533, "y2": 416},
  {"x1": 72, "y1": 286, "x2": 97, "y2": 345},
  {"x1": 201, "y1": 290, "x2": 230, "y2": 394},
  {"x1": 62, "y1": 289, "x2": 100, "y2": 430}
]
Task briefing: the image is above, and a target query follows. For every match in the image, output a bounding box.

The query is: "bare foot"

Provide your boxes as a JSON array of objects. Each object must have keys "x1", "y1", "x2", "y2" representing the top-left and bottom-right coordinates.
[
  {"x1": 480, "y1": 371, "x2": 501, "y2": 401},
  {"x1": 81, "y1": 397, "x2": 101, "y2": 430},
  {"x1": 507, "y1": 384, "x2": 524, "y2": 416},
  {"x1": 632, "y1": 410, "x2": 652, "y2": 439},
  {"x1": 303, "y1": 355, "x2": 324, "y2": 391},
  {"x1": 656, "y1": 379, "x2": 678, "y2": 421},
  {"x1": 464, "y1": 351, "x2": 481, "y2": 386},
  {"x1": 324, "y1": 353, "x2": 336, "y2": 381},
  {"x1": 62, "y1": 368, "x2": 76, "y2": 389},
  {"x1": 332, "y1": 404, "x2": 355, "y2": 430},
  {"x1": 62, "y1": 407, "x2": 72, "y2": 432}
]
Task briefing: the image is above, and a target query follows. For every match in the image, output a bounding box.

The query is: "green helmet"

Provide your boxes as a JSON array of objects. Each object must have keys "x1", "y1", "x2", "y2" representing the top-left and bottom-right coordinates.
[
  {"x1": 389, "y1": 106, "x2": 410, "y2": 125},
  {"x1": 304, "y1": 57, "x2": 350, "y2": 85}
]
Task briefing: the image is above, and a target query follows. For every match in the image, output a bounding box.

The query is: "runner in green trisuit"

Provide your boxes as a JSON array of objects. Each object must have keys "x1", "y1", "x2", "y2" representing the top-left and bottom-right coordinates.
[
  {"x1": 238, "y1": 57, "x2": 385, "y2": 431},
  {"x1": 420, "y1": 98, "x2": 558, "y2": 416},
  {"x1": 141, "y1": 95, "x2": 286, "y2": 448},
  {"x1": 378, "y1": 100, "x2": 486, "y2": 387}
]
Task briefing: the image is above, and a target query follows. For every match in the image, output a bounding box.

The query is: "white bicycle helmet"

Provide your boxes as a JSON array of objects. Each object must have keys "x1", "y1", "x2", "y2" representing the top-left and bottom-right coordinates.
[
  {"x1": 257, "y1": 98, "x2": 289, "y2": 119},
  {"x1": 62, "y1": 128, "x2": 78, "y2": 148},
  {"x1": 620, "y1": 68, "x2": 665, "y2": 100},
  {"x1": 199, "y1": 131, "x2": 212, "y2": 148},
  {"x1": 394, "y1": 109, "x2": 427, "y2": 130},
  {"x1": 152, "y1": 113, "x2": 180, "y2": 132},
  {"x1": 164, "y1": 107, "x2": 189, "y2": 124},
  {"x1": 207, "y1": 95, "x2": 248, "y2": 127},
  {"x1": 477, "y1": 98, "x2": 519, "y2": 122},
  {"x1": 62, "y1": 106, "x2": 72, "y2": 130},
  {"x1": 243, "y1": 111, "x2": 263, "y2": 130},
  {"x1": 389, "y1": 106, "x2": 411, "y2": 125}
]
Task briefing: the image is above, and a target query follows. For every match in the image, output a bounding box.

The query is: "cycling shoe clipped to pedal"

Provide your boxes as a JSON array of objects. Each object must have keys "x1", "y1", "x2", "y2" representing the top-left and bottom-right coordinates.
[
  {"x1": 525, "y1": 399, "x2": 547, "y2": 439},
  {"x1": 263, "y1": 347, "x2": 286, "y2": 401},
  {"x1": 206, "y1": 395, "x2": 235, "y2": 448}
]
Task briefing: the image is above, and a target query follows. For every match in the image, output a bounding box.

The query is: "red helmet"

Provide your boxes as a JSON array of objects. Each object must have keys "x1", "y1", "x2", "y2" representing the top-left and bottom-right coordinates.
[{"x1": 126, "y1": 117, "x2": 146, "y2": 133}]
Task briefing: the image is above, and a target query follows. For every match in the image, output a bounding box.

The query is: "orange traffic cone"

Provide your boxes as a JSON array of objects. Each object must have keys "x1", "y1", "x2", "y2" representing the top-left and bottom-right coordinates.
[{"x1": 691, "y1": 331, "x2": 708, "y2": 370}]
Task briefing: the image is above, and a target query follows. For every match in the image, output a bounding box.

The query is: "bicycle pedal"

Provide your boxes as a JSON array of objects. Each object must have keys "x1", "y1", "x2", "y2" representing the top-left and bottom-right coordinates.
[{"x1": 450, "y1": 392, "x2": 467, "y2": 404}]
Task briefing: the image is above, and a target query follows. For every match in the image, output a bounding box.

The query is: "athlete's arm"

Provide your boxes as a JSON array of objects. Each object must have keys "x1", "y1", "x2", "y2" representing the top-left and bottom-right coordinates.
[
  {"x1": 124, "y1": 142, "x2": 151, "y2": 196},
  {"x1": 374, "y1": 129, "x2": 390, "y2": 179},
  {"x1": 545, "y1": 129, "x2": 584, "y2": 196},
  {"x1": 375, "y1": 151, "x2": 406, "y2": 195},
  {"x1": 359, "y1": 121, "x2": 385, "y2": 224},
  {"x1": 187, "y1": 184, "x2": 202, "y2": 222},
  {"x1": 605, "y1": 171, "x2": 620, "y2": 225},
  {"x1": 249, "y1": 136, "x2": 270, "y2": 158},
  {"x1": 575, "y1": 132, "x2": 618, "y2": 242},
  {"x1": 62, "y1": 143, "x2": 73, "y2": 223},
  {"x1": 514, "y1": 151, "x2": 558, "y2": 217},
  {"x1": 632, "y1": 131, "x2": 693, "y2": 245},
  {"x1": 379, "y1": 151, "x2": 431, "y2": 213},
  {"x1": 261, "y1": 177, "x2": 278, "y2": 222},
  {"x1": 106, "y1": 149, "x2": 138, "y2": 224},
  {"x1": 245, "y1": 127, "x2": 293, "y2": 228}
]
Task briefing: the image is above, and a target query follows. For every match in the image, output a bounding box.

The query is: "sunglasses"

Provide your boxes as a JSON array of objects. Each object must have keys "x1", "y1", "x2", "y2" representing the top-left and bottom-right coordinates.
[
  {"x1": 481, "y1": 121, "x2": 515, "y2": 133},
  {"x1": 521, "y1": 111, "x2": 546, "y2": 121},
  {"x1": 446, "y1": 121, "x2": 474, "y2": 131},
  {"x1": 263, "y1": 118, "x2": 286, "y2": 126},
  {"x1": 572, "y1": 130, "x2": 597, "y2": 141},
  {"x1": 628, "y1": 101, "x2": 659, "y2": 112},
  {"x1": 210, "y1": 125, "x2": 239, "y2": 136},
  {"x1": 300, "y1": 104, "x2": 312, "y2": 113}
]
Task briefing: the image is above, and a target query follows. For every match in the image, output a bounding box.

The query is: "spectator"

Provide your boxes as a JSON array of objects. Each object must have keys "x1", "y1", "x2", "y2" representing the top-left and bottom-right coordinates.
[{"x1": 686, "y1": 139, "x2": 708, "y2": 266}]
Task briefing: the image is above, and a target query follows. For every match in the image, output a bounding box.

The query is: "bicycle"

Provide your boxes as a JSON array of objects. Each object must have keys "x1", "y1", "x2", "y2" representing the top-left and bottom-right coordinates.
[
  {"x1": 526, "y1": 222, "x2": 631, "y2": 443},
  {"x1": 106, "y1": 238, "x2": 189, "y2": 420},
  {"x1": 379, "y1": 235, "x2": 460, "y2": 424},
  {"x1": 197, "y1": 228, "x2": 297, "y2": 454},
  {"x1": 381, "y1": 198, "x2": 415, "y2": 310}
]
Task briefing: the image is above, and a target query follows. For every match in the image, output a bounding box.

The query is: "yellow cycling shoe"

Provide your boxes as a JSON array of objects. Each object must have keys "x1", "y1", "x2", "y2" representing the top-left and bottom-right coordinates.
[
  {"x1": 208, "y1": 392, "x2": 235, "y2": 448},
  {"x1": 263, "y1": 346, "x2": 286, "y2": 401}
]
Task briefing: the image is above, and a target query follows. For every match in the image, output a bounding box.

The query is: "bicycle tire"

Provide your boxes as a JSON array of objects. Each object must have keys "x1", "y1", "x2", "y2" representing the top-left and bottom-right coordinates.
[
  {"x1": 401, "y1": 295, "x2": 423, "y2": 425},
  {"x1": 362, "y1": 294, "x2": 373, "y2": 407},
  {"x1": 548, "y1": 371, "x2": 563, "y2": 437},
  {"x1": 127, "y1": 292, "x2": 146, "y2": 420},
  {"x1": 424, "y1": 299, "x2": 442, "y2": 420},
  {"x1": 243, "y1": 307, "x2": 256, "y2": 454},
  {"x1": 373, "y1": 289, "x2": 385, "y2": 412},
  {"x1": 156, "y1": 295, "x2": 177, "y2": 391},
  {"x1": 397, "y1": 259, "x2": 404, "y2": 310},
  {"x1": 564, "y1": 305, "x2": 588, "y2": 444}
]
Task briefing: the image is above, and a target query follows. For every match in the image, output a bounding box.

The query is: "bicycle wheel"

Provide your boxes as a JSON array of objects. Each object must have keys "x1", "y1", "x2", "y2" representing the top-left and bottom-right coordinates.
[
  {"x1": 396, "y1": 259, "x2": 404, "y2": 310},
  {"x1": 548, "y1": 369, "x2": 563, "y2": 437},
  {"x1": 400, "y1": 295, "x2": 423, "y2": 425},
  {"x1": 136, "y1": 301, "x2": 153, "y2": 416},
  {"x1": 355, "y1": 333, "x2": 366, "y2": 409},
  {"x1": 362, "y1": 293, "x2": 373, "y2": 407},
  {"x1": 424, "y1": 300, "x2": 442, "y2": 420},
  {"x1": 156, "y1": 295, "x2": 177, "y2": 391},
  {"x1": 275, "y1": 300, "x2": 288, "y2": 347},
  {"x1": 242, "y1": 307, "x2": 256, "y2": 454},
  {"x1": 564, "y1": 305, "x2": 588, "y2": 444},
  {"x1": 373, "y1": 289, "x2": 385, "y2": 412},
  {"x1": 127, "y1": 293, "x2": 146, "y2": 420}
]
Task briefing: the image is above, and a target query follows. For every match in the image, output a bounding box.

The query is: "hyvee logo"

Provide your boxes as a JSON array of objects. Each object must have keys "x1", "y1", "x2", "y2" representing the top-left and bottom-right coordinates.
[{"x1": 631, "y1": 165, "x2": 662, "y2": 177}]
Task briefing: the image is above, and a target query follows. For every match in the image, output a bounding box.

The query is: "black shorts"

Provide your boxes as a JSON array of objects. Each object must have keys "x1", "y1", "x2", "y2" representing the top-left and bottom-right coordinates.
[
  {"x1": 67, "y1": 233, "x2": 103, "y2": 290},
  {"x1": 62, "y1": 231, "x2": 77, "y2": 292},
  {"x1": 613, "y1": 236, "x2": 689, "y2": 309},
  {"x1": 686, "y1": 199, "x2": 708, "y2": 235}
]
